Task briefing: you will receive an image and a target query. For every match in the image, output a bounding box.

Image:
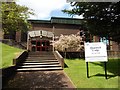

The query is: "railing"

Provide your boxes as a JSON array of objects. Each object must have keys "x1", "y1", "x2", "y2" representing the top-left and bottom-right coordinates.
[
  {"x1": 107, "y1": 50, "x2": 120, "y2": 59},
  {"x1": 58, "y1": 50, "x2": 120, "y2": 59},
  {"x1": 59, "y1": 51, "x2": 85, "y2": 59},
  {"x1": 54, "y1": 51, "x2": 64, "y2": 68}
]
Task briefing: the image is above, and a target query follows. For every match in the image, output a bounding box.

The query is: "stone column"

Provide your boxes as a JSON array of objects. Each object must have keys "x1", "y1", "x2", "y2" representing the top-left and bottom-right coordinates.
[{"x1": 16, "y1": 31, "x2": 21, "y2": 42}]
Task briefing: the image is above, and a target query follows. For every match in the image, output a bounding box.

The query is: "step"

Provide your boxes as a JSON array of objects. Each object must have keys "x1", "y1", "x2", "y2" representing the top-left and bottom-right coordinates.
[
  {"x1": 27, "y1": 56, "x2": 56, "y2": 58},
  {"x1": 25, "y1": 60, "x2": 58, "y2": 62},
  {"x1": 26, "y1": 57, "x2": 56, "y2": 59},
  {"x1": 21, "y1": 62, "x2": 59, "y2": 65},
  {"x1": 28, "y1": 54, "x2": 54, "y2": 56},
  {"x1": 27, "y1": 58, "x2": 56, "y2": 60},
  {"x1": 26, "y1": 58, "x2": 57, "y2": 60},
  {"x1": 28, "y1": 52, "x2": 54, "y2": 55},
  {"x1": 17, "y1": 67, "x2": 63, "y2": 71},
  {"x1": 28, "y1": 56, "x2": 55, "y2": 58},
  {"x1": 28, "y1": 52, "x2": 53, "y2": 54},
  {"x1": 26, "y1": 59, "x2": 57, "y2": 61},
  {"x1": 18, "y1": 64, "x2": 61, "y2": 68},
  {"x1": 28, "y1": 55, "x2": 55, "y2": 57},
  {"x1": 24, "y1": 61, "x2": 58, "y2": 63}
]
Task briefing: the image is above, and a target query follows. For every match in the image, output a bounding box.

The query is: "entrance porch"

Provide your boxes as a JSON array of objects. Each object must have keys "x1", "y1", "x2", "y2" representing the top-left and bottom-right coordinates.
[{"x1": 27, "y1": 30, "x2": 54, "y2": 52}]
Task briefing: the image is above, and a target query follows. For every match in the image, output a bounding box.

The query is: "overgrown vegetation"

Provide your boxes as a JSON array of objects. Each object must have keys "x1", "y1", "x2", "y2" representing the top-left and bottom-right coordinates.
[
  {"x1": 64, "y1": 58, "x2": 119, "y2": 88},
  {"x1": 1, "y1": 43, "x2": 23, "y2": 69}
]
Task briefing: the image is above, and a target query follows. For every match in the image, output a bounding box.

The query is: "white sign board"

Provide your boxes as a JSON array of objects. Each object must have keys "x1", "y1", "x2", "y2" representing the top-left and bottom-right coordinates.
[{"x1": 85, "y1": 42, "x2": 108, "y2": 62}]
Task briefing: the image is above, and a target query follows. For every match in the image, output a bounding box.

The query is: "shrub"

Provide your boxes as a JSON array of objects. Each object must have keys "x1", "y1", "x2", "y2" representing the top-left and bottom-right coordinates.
[{"x1": 53, "y1": 34, "x2": 84, "y2": 52}]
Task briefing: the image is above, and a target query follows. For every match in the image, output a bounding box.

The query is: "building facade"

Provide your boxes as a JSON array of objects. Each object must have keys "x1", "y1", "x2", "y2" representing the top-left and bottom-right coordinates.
[
  {"x1": 6, "y1": 17, "x2": 120, "y2": 51},
  {"x1": 27, "y1": 17, "x2": 83, "y2": 51}
]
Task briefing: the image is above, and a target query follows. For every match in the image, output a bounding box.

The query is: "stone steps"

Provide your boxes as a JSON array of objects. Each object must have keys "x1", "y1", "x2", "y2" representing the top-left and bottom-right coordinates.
[
  {"x1": 21, "y1": 62, "x2": 59, "y2": 65},
  {"x1": 28, "y1": 55, "x2": 55, "y2": 57},
  {"x1": 17, "y1": 67, "x2": 63, "y2": 71},
  {"x1": 28, "y1": 51, "x2": 53, "y2": 55},
  {"x1": 26, "y1": 58, "x2": 57, "y2": 60},
  {"x1": 24, "y1": 60, "x2": 58, "y2": 62},
  {"x1": 16, "y1": 51, "x2": 62, "y2": 71},
  {"x1": 18, "y1": 64, "x2": 61, "y2": 68}
]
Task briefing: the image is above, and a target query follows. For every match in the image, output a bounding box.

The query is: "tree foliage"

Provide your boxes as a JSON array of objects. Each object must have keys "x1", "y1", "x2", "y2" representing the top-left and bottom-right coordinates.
[
  {"x1": 53, "y1": 34, "x2": 84, "y2": 52},
  {"x1": 1, "y1": 2, "x2": 34, "y2": 34},
  {"x1": 63, "y1": 2, "x2": 120, "y2": 43}
]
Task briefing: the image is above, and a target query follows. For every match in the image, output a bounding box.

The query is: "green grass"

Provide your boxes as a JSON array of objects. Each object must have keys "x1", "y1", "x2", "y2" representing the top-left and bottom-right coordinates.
[
  {"x1": 64, "y1": 58, "x2": 119, "y2": 88},
  {"x1": 1, "y1": 42, "x2": 23, "y2": 69}
]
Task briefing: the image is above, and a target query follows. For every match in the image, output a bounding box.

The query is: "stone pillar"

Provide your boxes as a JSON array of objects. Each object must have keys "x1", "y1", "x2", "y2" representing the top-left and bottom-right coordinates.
[{"x1": 16, "y1": 31, "x2": 21, "y2": 42}]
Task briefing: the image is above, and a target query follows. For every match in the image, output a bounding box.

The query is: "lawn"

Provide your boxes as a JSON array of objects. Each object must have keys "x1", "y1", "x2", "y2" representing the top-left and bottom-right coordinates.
[
  {"x1": 64, "y1": 58, "x2": 119, "y2": 88},
  {"x1": 1, "y1": 42, "x2": 23, "y2": 69}
]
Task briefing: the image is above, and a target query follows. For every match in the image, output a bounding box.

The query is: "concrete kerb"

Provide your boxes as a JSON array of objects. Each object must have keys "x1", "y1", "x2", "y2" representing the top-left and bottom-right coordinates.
[
  {"x1": 54, "y1": 51, "x2": 76, "y2": 88},
  {"x1": 63, "y1": 71, "x2": 77, "y2": 88}
]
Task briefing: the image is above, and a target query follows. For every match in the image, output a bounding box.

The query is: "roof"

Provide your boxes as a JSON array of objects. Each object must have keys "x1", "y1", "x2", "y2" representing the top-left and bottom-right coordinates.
[
  {"x1": 28, "y1": 17, "x2": 84, "y2": 25},
  {"x1": 28, "y1": 20, "x2": 51, "y2": 24},
  {"x1": 51, "y1": 17, "x2": 84, "y2": 25}
]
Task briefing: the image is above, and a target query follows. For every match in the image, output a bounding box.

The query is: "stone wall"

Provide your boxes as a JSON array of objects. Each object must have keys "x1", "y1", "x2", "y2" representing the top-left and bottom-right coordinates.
[{"x1": 16, "y1": 31, "x2": 21, "y2": 42}]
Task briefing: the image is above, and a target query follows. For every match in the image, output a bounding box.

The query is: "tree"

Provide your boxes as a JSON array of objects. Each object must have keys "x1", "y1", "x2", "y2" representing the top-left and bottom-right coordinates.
[
  {"x1": 62, "y1": 2, "x2": 120, "y2": 43},
  {"x1": 1, "y1": 2, "x2": 34, "y2": 35},
  {"x1": 53, "y1": 34, "x2": 84, "y2": 52}
]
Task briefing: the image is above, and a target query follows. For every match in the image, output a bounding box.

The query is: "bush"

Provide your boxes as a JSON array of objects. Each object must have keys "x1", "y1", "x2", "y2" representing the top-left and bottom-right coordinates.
[{"x1": 53, "y1": 34, "x2": 84, "y2": 52}]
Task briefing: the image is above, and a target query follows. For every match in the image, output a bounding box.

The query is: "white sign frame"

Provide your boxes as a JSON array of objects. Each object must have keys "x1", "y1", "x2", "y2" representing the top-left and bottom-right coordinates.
[{"x1": 85, "y1": 42, "x2": 108, "y2": 62}]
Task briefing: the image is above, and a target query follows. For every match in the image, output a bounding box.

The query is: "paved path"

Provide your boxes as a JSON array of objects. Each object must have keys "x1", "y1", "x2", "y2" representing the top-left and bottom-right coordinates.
[
  {"x1": 2, "y1": 51, "x2": 76, "y2": 89},
  {"x1": 3, "y1": 71, "x2": 76, "y2": 89}
]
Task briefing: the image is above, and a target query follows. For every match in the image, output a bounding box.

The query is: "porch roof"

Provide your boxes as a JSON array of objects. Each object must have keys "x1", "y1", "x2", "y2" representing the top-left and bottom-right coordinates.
[{"x1": 28, "y1": 30, "x2": 53, "y2": 39}]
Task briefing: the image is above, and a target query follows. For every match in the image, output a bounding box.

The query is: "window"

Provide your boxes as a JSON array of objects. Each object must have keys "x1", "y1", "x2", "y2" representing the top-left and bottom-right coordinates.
[
  {"x1": 37, "y1": 41, "x2": 41, "y2": 46},
  {"x1": 42, "y1": 41, "x2": 45, "y2": 46},
  {"x1": 100, "y1": 37, "x2": 111, "y2": 50},
  {"x1": 31, "y1": 41, "x2": 36, "y2": 45}
]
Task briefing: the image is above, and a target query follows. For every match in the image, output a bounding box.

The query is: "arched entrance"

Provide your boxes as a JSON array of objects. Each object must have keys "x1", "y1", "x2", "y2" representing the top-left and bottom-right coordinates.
[{"x1": 27, "y1": 30, "x2": 53, "y2": 52}]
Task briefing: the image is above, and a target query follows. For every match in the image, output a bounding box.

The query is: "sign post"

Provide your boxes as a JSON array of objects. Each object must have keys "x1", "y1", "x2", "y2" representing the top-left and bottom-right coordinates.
[
  {"x1": 104, "y1": 62, "x2": 107, "y2": 79},
  {"x1": 85, "y1": 42, "x2": 108, "y2": 79},
  {"x1": 86, "y1": 62, "x2": 89, "y2": 78}
]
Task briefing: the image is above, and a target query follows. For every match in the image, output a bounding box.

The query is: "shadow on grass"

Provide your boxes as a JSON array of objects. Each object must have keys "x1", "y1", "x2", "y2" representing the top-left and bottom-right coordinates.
[
  {"x1": 64, "y1": 58, "x2": 120, "y2": 80},
  {"x1": 64, "y1": 63, "x2": 68, "y2": 68},
  {"x1": 91, "y1": 58, "x2": 120, "y2": 79},
  {"x1": 89, "y1": 73, "x2": 116, "y2": 79}
]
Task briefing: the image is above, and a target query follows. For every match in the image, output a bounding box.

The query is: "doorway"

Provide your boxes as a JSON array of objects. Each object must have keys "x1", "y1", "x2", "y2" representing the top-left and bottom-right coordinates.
[{"x1": 31, "y1": 40, "x2": 50, "y2": 51}]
